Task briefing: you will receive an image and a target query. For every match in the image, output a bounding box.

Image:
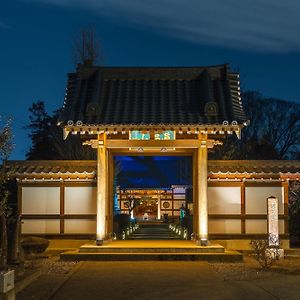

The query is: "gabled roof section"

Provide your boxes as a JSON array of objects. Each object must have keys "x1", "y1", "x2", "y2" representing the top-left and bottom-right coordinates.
[{"x1": 59, "y1": 64, "x2": 247, "y2": 126}]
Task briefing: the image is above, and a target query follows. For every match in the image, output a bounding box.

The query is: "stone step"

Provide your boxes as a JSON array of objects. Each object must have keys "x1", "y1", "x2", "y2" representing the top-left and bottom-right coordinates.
[
  {"x1": 128, "y1": 223, "x2": 181, "y2": 240},
  {"x1": 79, "y1": 243, "x2": 225, "y2": 253},
  {"x1": 61, "y1": 251, "x2": 243, "y2": 262},
  {"x1": 127, "y1": 236, "x2": 178, "y2": 240}
]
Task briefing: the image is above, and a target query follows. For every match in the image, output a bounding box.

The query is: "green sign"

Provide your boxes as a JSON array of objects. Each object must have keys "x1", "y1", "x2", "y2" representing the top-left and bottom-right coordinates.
[
  {"x1": 154, "y1": 130, "x2": 175, "y2": 140},
  {"x1": 129, "y1": 130, "x2": 175, "y2": 140},
  {"x1": 130, "y1": 131, "x2": 150, "y2": 140}
]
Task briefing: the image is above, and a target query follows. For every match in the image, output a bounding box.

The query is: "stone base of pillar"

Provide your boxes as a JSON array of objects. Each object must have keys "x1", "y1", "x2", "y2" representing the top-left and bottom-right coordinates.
[
  {"x1": 196, "y1": 239, "x2": 209, "y2": 246},
  {"x1": 96, "y1": 239, "x2": 104, "y2": 246}
]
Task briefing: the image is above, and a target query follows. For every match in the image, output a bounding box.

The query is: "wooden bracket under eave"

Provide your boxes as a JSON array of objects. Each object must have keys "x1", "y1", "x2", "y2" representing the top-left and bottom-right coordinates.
[
  {"x1": 235, "y1": 128, "x2": 241, "y2": 139},
  {"x1": 63, "y1": 128, "x2": 70, "y2": 140}
]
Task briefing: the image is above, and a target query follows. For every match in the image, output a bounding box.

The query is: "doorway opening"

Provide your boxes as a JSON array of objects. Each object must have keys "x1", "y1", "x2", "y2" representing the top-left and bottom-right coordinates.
[{"x1": 112, "y1": 156, "x2": 193, "y2": 239}]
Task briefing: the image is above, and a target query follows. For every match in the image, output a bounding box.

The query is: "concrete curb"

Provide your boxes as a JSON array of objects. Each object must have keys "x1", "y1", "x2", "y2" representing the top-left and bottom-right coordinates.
[
  {"x1": 45, "y1": 261, "x2": 83, "y2": 300},
  {"x1": 15, "y1": 269, "x2": 42, "y2": 294}
]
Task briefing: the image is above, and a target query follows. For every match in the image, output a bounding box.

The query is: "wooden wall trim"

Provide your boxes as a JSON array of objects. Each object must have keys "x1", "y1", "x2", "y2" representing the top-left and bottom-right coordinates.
[
  {"x1": 21, "y1": 234, "x2": 97, "y2": 239},
  {"x1": 283, "y1": 182, "x2": 289, "y2": 234},
  {"x1": 241, "y1": 182, "x2": 245, "y2": 233},
  {"x1": 17, "y1": 183, "x2": 22, "y2": 215},
  {"x1": 20, "y1": 182, "x2": 96, "y2": 187},
  {"x1": 208, "y1": 214, "x2": 287, "y2": 220},
  {"x1": 21, "y1": 214, "x2": 97, "y2": 220},
  {"x1": 60, "y1": 186, "x2": 65, "y2": 234},
  {"x1": 244, "y1": 182, "x2": 283, "y2": 187},
  {"x1": 209, "y1": 234, "x2": 289, "y2": 240},
  {"x1": 208, "y1": 182, "x2": 242, "y2": 187}
]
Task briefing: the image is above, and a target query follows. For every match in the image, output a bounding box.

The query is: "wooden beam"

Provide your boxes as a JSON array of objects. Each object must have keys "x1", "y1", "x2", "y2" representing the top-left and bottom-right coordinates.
[{"x1": 106, "y1": 139, "x2": 202, "y2": 148}]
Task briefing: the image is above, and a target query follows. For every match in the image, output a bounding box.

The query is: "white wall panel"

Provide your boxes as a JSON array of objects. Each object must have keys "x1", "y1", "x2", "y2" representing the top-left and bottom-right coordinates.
[
  {"x1": 64, "y1": 220, "x2": 96, "y2": 234},
  {"x1": 22, "y1": 187, "x2": 60, "y2": 215},
  {"x1": 21, "y1": 219, "x2": 60, "y2": 234},
  {"x1": 65, "y1": 187, "x2": 97, "y2": 215},
  {"x1": 279, "y1": 219, "x2": 285, "y2": 234},
  {"x1": 208, "y1": 187, "x2": 241, "y2": 214},
  {"x1": 173, "y1": 201, "x2": 186, "y2": 209},
  {"x1": 245, "y1": 220, "x2": 267, "y2": 234},
  {"x1": 245, "y1": 187, "x2": 284, "y2": 214},
  {"x1": 208, "y1": 219, "x2": 241, "y2": 234},
  {"x1": 173, "y1": 194, "x2": 185, "y2": 199}
]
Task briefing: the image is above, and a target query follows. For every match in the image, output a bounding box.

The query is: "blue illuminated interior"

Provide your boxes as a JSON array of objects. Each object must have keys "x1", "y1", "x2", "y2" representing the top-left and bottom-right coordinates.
[{"x1": 114, "y1": 156, "x2": 192, "y2": 188}]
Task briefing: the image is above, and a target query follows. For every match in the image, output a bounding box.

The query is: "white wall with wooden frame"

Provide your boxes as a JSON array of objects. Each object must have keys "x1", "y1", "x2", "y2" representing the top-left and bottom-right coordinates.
[{"x1": 19, "y1": 180, "x2": 289, "y2": 238}]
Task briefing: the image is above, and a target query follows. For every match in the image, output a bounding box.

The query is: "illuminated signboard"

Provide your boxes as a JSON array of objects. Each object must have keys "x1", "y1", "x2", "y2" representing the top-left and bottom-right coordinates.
[
  {"x1": 129, "y1": 131, "x2": 150, "y2": 140},
  {"x1": 154, "y1": 131, "x2": 175, "y2": 140},
  {"x1": 129, "y1": 130, "x2": 175, "y2": 140}
]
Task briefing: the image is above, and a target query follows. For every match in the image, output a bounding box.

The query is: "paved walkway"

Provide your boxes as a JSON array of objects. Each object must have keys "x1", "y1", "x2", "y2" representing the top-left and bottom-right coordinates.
[{"x1": 29, "y1": 261, "x2": 299, "y2": 300}]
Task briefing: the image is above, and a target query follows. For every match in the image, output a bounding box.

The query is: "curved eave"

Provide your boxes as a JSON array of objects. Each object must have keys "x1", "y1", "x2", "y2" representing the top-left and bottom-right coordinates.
[{"x1": 61, "y1": 123, "x2": 245, "y2": 140}]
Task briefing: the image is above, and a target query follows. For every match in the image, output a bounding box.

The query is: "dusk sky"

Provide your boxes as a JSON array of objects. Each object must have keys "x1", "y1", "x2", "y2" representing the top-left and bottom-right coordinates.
[{"x1": 1, "y1": 0, "x2": 300, "y2": 159}]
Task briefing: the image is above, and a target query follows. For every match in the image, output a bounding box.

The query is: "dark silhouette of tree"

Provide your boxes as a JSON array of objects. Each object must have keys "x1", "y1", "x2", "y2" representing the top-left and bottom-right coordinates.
[
  {"x1": 0, "y1": 115, "x2": 13, "y2": 270},
  {"x1": 25, "y1": 101, "x2": 95, "y2": 160},
  {"x1": 25, "y1": 101, "x2": 56, "y2": 160},
  {"x1": 210, "y1": 91, "x2": 300, "y2": 160},
  {"x1": 289, "y1": 181, "x2": 300, "y2": 242}
]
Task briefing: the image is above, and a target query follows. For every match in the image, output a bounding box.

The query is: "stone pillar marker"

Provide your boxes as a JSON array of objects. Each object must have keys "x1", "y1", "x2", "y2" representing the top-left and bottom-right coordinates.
[
  {"x1": 267, "y1": 196, "x2": 284, "y2": 258},
  {"x1": 267, "y1": 196, "x2": 279, "y2": 246},
  {"x1": 96, "y1": 134, "x2": 107, "y2": 245},
  {"x1": 197, "y1": 136, "x2": 208, "y2": 246}
]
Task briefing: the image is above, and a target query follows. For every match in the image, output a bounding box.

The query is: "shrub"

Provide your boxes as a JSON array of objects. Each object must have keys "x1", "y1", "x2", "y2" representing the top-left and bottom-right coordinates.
[
  {"x1": 21, "y1": 236, "x2": 49, "y2": 254},
  {"x1": 250, "y1": 237, "x2": 281, "y2": 270}
]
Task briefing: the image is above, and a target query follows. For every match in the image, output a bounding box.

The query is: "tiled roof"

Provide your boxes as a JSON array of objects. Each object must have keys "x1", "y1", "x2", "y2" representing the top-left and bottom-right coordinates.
[
  {"x1": 5, "y1": 161, "x2": 96, "y2": 179},
  {"x1": 59, "y1": 64, "x2": 247, "y2": 126},
  {"x1": 208, "y1": 160, "x2": 300, "y2": 175},
  {"x1": 5, "y1": 160, "x2": 299, "y2": 180}
]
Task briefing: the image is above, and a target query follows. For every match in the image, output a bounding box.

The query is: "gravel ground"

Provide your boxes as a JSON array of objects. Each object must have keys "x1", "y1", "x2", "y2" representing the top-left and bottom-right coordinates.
[
  {"x1": 23, "y1": 252, "x2": 77, "y2": 275},
  {"x1": 210, "y1": 255, "x2": 300, "y2": 281}
]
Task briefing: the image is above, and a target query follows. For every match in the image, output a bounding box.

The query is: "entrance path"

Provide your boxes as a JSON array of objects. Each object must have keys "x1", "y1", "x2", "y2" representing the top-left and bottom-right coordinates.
[{"x1": 47, "y1": 261, "x2": 299, "y2": 300}]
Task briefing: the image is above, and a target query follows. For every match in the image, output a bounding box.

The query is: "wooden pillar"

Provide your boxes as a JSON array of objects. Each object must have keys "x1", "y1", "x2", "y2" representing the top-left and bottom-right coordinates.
[
  {"x1": 157, "y1": 194, "x2": 161, "y2": 220},
  {"x1": 96, "y1": 134, "x2": 108, "y2": 245},
  {"x1": 197, "y1": 135, "x2": 208, "y2": 245},
  {"x1": 283, "y1": 181, "x2": 289, "y2": 234}
]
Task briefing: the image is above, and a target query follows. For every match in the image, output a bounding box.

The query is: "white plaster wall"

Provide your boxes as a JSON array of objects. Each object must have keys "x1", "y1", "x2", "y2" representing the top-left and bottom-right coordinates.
[
  {"x1": 245, "y1": 187, "x2": 284, "y2": 214},
  {"x1": 173, "y1": 194, "x2": 186, "y2": 199},
  {"x1": 208, "y1": 187, "x2": 241, "y2": 214},
  {"x1": 173, "y1": 187, "x2": 186, "y2": 194},
  {"x1": 64, "y1": 220, "x2": 96, "y2": 234},
  {"x1": 245, "y1": 219, "x2": 284, "y2": 234},
  {"x1": 208, "y1": 219, "x2": 241, "y2": 234},
  {"x1": 65, "y1": 187, "x2": 97, "y2": 215},
  {"x1": 173, "y1": 201, "x2": 186, "y2": 209},
  {"x1": 245, "y1": 220, "x2": 267, "y2": 233},
  {"x1": 22, "y1": 187, "x2": 60, "y2": 215},
  {"x1": 22, "y1": 219, "x2": 60, "y2": 234},
  {"x1": 279, "y1": 219, "x2": 285, "y2": 234}
]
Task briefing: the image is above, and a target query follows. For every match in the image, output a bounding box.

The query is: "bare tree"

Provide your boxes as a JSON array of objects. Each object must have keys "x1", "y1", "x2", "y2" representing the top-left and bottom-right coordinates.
[
  {"x1": 72, "y1": 27, "x2": 103, "y2": 65},
  {"x1": 210, "y1": 91, "x2": 300, "y2": 160}
]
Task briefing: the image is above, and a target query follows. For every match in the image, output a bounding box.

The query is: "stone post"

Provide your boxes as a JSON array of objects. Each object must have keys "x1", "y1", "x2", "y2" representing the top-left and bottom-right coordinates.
[{"x1": 267, "y1": 196, "x2": 284, "y2": 258}]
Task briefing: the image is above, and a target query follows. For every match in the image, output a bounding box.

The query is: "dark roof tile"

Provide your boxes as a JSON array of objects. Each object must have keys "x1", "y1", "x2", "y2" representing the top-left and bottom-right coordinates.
[{"x1": 59, "y1": 64, "x2": 247, "y2": 126}]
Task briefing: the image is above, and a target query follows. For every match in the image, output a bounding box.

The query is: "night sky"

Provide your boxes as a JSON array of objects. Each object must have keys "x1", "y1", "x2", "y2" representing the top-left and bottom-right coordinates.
[{"x1": 1, "y1": 1, "x2": 300, "y2": 159}]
